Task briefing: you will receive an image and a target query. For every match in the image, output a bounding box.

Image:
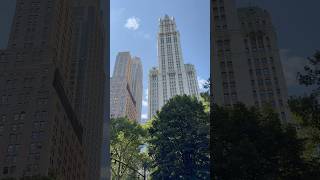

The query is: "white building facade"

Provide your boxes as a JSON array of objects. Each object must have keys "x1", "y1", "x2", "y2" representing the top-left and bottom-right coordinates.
[{"x1": 148, "y1": 15, "x2": 199, "y2": 119}]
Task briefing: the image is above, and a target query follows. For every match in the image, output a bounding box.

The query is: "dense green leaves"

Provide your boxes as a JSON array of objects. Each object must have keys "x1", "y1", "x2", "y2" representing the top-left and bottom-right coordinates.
[
  {"x1": 212, "y1": 104, "x2": 320, "y2": 180},
  {"x1": 148, "y1": 95, "x2": 210, "y2": 179},
  {"x1": 110, "y1": 117, "x2": 149, "y2": 179},
  {"x1": 293, "y1": 51, "x2": 320, "y2": 131},
  {"x1": 289, "y1": 96, "x2": 320, "y2": 131},
  {"x1": 298, "y1": 51, "x2": 320, "y2": 95},
  {"x1": 288, "y1": 51, "x2": 320, "y2": 162}
]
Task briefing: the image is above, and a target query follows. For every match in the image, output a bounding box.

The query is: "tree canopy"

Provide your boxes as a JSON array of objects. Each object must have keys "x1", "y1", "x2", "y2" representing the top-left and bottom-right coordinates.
[
  {"x1": 148, "y1": 95, "x2": 210, "y2": 179},
  {"x1": 212, "y1": 103, "x2": 320, "y2": 179},
  {"x1": 110, "y1": 117, "x2": 149, "y2": 180},
  {"x1": 288, "y1": 51, "x2": 320, "y2": 163},
  {"x1": 298, "y1": 51, "x2": 320, "y2": 95}
]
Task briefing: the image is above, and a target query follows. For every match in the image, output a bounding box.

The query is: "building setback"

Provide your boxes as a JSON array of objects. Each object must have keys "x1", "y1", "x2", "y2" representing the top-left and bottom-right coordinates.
[
  {"x1": 212, "y1": 0, "x2": 291, "y2": 122},
  {"x1": 148, "y1": 15, "x2": 200, "y2": 119},
  {"x1": 110, "y1": 52, "x2": 143, "y2": 122},
  {"x1": 0, "y1": 0, "x2": 107, "y2": 179}
]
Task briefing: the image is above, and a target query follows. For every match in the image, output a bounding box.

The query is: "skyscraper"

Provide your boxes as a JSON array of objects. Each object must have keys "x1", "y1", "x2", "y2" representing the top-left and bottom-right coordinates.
[
  {"x1": 130, "y1": 57, "x2": 143, "y2": 122},
  {"x1": 212, "y1": 0, "x2": 291, "y2": 122},
  {"x1": 70, "y1": 1, "x2": 107, "y2": 179},
  {"x1": 110, "y1": 52, "x2": 143, "y2": 122},
  {"x1": 148, "y1": 15, "x2": 200, "y2": 119},
  {"x1": 99, "y1": 1, "x2": 111, "y2": 179},
  {"x1": 0, "y1": 0, "x2": 107, "y2": 179}
]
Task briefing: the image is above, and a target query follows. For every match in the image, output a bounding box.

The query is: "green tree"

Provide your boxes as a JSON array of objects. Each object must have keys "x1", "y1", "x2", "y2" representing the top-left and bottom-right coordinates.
[
  {"x1": 289, "y1": 96, "x2": 320, "y2": 130},
  {"x1": 298, "y1": 51, "x2": 320, "y2": 95},
  {"x1": 213, "y1": 103, "x2": 320, "y2": 180},
  {"x1": 110, "y1": 117, "x2": 148, "y2": 180},
  {"x1": 148, "y1": 95, "x2": 210, "y2": 179},
  {"x1": 200, "y1": 78, "x2": 211, "y2": 113},
  {"x1": 288, "y1": 51, "x2": 320, "y2": 161},
  {"x1": 293, "y1": 50, "x2": 320, "y2": 130}
]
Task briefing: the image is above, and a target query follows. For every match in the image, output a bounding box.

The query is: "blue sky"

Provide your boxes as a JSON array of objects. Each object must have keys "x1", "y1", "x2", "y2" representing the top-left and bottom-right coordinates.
[{"x1": 110, "y1": 0, "x2": 210, "y2": 122}]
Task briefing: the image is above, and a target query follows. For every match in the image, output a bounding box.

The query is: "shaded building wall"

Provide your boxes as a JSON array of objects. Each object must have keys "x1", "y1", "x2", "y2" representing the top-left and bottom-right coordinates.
[
  {"x1": 0, "y1": 0, "x2": 107, "y2": 179},
  {"x1": 237, "y1": 7, "x2": 291, "y2": 122},
  {"x1": 212, "y1": 0, "x2": 291, "y2": 122},
  {"x1": 70, "y1": 0, "x2": 106, "y2": 179},
  {"x1": 0, "y1": 0, "x2": 86, "y2": 179}
]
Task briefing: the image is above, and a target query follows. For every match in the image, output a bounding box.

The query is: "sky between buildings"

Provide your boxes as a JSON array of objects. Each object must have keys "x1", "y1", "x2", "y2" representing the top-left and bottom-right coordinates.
[{"x1": 110, "y1": 0, "x2": 211, "y2": 122}]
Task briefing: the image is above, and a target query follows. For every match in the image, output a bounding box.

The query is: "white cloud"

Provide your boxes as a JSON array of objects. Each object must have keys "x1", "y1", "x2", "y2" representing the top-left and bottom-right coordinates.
[
  {"x1": 142, "y1": 100, "x2": 148, "y2": 107},
  {"x1": 141, "y1": 114, "x2": 148, "y2": 119},
  {"x1": 125, "y1": 17, "x2": 140, "y2": 30},
  {"x1": 198, "y1": 77, "x2": 207, "y2": 92}
]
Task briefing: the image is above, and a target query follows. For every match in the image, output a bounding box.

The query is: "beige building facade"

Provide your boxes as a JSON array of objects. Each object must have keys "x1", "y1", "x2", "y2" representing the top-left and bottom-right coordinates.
[{"x1": 110, "y1": 52, "x2": 142, "y2": 122}]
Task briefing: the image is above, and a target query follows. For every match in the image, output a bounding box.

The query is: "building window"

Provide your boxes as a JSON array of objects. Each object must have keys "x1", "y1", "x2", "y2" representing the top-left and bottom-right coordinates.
[
  {"x1": 223, "y1": 82, "x2": 228, "y2": 90},
  {"x1": 265, "y1": 79, "x2": 272, "y2": 85},
  {"x1": 263, "y1": 68, "x2": 270, "y2": 76},
  {"x1": 11, "y1": 125, "x2": 17, "y2": 132},
  {"x1": 227, "y1": 61, "x2": 233, "y2": 69},
  {"x1": 0, "y1": 115, "x2": 5, "y2": 123},
  {"x1": 1, "y1": 95, "x2": 9, "y2": 105},
  {"x1": 14, "y1": 114, "x2": 19, "y2": 121},
  {"x1": 7, "y1": 144, "x2": 19, "y2": 155},
  {"x1": 261, "y1": 58, "x2": 268, "y2": 65},
  {"x1": 270, "y1": 57, "x2": 274, "y2": 64},
  {"x1": 256, "y1": 69, "x2": 262, "y2": 76},
  {"x1": 30, "y1": 143, "x2": 42, "y2": 153},
  {"x1": 20, "y1": 112, "x2": 26, "y2": 120}
]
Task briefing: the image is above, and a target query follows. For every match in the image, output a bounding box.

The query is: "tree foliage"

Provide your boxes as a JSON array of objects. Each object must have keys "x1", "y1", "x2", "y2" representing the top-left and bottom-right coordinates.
[
  {"x1": 288, "y1": 51, "x2": 320, "y2": 161},
  {"x1": 110, "y1": 117, "x2": 148, "y2": 180},
  {"x1": 293, "y1": 51, "x2": 320, "y2": 130},
  {"x1": 200, "y1": 78, "x2": 211, "y2": 114},
  {"x1": 148, "y1": 95, "x2": 210, "y2": 179},
  {"x1": 212, "y1": 103, "x2": 320, "y2": 179},
  {"x1": 298, "y1": 51, "x2": 320, "y2": 95},
  {"x1": 289, "y1": 96, "x2": 320, "y2": 131}
]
